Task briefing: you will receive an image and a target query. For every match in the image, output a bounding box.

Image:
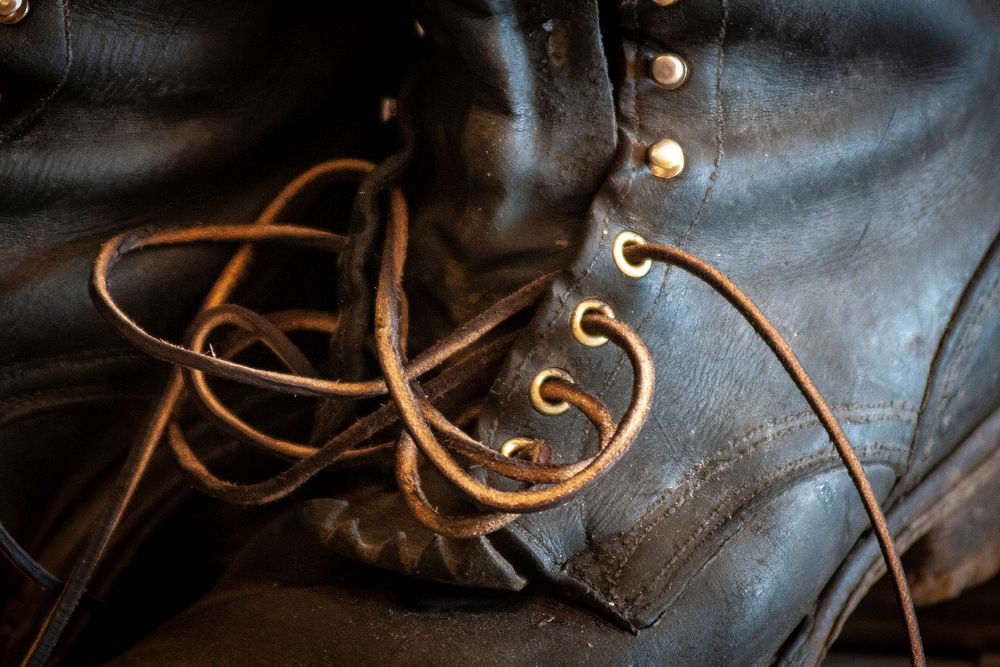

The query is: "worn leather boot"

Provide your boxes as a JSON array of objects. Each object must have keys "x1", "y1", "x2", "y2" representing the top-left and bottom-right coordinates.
[
  {"x1": 0, "y1": 0, "x2": 413, "y2": 662},
  {"x1": 4, "y1": 0, "x2": 1000, "y2": 665}
]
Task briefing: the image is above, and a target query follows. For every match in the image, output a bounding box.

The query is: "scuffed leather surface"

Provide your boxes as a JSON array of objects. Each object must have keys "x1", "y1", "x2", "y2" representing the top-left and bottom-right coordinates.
[
  {"x1": 0, "y1": 0, "x2": 407, "y2": 658},
  {"x1": 471, "y1": 0, "x2": 1000, "y2": 656},
  {"x1": 405, "y1": 0, "x2": 617, "y2": 341},
  {"x1": 5, "y1": 0, "x2": 1000, "y2": 664},
  {"x1": 117, "y1": 1, "x2": 1000, "y2": 663}
]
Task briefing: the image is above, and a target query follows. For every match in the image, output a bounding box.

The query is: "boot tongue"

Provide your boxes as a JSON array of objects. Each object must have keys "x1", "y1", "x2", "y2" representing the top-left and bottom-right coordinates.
[
  {"x1": 315, "y1": 0, "x2": 617, "y2": 588},
  {"x1": 405, "y1": 0, "x2": 618, "y2": 347}
]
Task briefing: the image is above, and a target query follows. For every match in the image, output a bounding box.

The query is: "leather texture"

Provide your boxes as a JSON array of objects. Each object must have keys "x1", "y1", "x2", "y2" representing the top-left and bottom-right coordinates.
[
  {"x1": 472, "y1": 1, "x2": 1000, "y2": 661},
  {"x1": 0, "y1": 0, "x2": 409, "y2": 659},
  {"x1": 3, "y1": 0, "x2": 1000, "y2": 665},
  {"x1": 473, "y1": 1, "x2": 1000, "y2": 661},
  {"x1": 298, "y1": 0, "x2": 1000, "y2": 662}
]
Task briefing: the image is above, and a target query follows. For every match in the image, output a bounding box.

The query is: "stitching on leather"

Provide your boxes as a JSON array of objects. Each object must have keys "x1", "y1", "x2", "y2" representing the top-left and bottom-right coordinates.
[
  {"x1": 640, "y1": 445, "x2": 906, "y2": 624},
  {"x1": 632, "y1": 443, "x2": 908, "y2": 618},
  {"x1": 586, "y1": 0, "x2": 729, "y2": 413},
  {"x1": 606, "y1": 404, "x2": 915, "y2": 575},
  {"x1": 930, "y1": 252, "x2": 1000, "y2": 449},
  {"x1": 629, "y1": 441, "x2": 910, "y2": 611},
  {"x1": 616, "y1": 405, "x2": 915, "y2": 551},
  {"x1": 0, "y1": 0, "x2": 74, "y2": 144},
  {"x1": 906, "y1": 226, "x2": 1000, "y2": 490},
  {"x1": 801, "y1": 414, "x2": 1000, "y2": 665},
  {"x1": 936, "y1": 251, "x2": 1000, "y2": 416}
]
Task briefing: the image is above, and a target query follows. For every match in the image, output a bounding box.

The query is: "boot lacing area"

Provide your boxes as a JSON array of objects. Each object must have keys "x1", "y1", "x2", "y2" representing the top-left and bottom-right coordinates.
[{"x1": 12, "y1": 158, "x2": 924, "y2": 665}]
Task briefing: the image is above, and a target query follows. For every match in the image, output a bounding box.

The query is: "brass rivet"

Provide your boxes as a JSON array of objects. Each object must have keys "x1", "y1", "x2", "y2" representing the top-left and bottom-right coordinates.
[
  {"x1": 647, "y1": 138, "x2": 685, "y2": 179},
  {"x1": 613, "y1": 231, "x2": 652, "y2": 278},
  {"x1": 652, "y1": 0, "x2": 679, "y2": 5},
  {"x1": 571, "y1": 299, "x2": 615, "y2": 347},
  {"x1": 530, "y1": 368, "x2": 574, "y2": 416},
  {"x1": 500, "y1": 437, "x2": 537, "y2": 460},
  {"x1": 650, "y1": 53, "x2": 689, "y2": 90},
  {"x1": 0, "y1": 0, "x2": 28, "y2": 24}
]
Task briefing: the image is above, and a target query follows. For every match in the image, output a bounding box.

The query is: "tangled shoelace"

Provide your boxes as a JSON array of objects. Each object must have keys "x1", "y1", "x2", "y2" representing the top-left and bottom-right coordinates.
[{"x1": 8, "y1": 158, "x2": 924, "y2": 666}]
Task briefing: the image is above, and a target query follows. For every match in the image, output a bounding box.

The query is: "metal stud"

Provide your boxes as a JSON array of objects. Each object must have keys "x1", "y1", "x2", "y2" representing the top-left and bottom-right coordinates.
[
  {"x1": 647, "y1": 138, "x2": 685, "y2": 179},
  {"x1": 530, "y1": 368, "x2": 574, "y2": 416},
  {"x1": 613, "y1": 231, "x2": 653, "y2": 278},
  {"x1": 0, "y1": 0, "x2": 28, "y2": 24},
  {"x1": 571, "y1": 299, "x2": 615, "y2": 347},
  {"x1": 650, "y1": 53, "x2": 689, "y2": 90}
]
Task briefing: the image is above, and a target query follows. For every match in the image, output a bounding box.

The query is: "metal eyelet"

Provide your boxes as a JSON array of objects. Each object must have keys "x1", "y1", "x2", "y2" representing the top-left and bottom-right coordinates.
[
  {"x1": 500, "y1": 437, "x2": 537, "y2": 460},
  {"x1": 530, "y1": 368, "x2": 573, "y2": 415},
  {"x1": 0, "y1": 0, "x2": 28, "y2": 24},
  {"x1": 572, "y1": 299, "x2": 615, "y2": 347},
  {"x1": 613, "y1": 231, "x2": 652, "y2": 278}
]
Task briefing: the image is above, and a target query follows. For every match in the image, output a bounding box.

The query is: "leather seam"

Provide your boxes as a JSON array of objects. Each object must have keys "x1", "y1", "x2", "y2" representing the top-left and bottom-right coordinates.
[
  {"x1": 601, "y1": 404, "x2": 916, "y2": 593},
  {"x1": 632, "y1": 442, "x2": 909, "y2": 620},
  {"x1": 0, "y1": 0, "x2": 73, "y2": 144},
  {"x1": 935, "y1": 240, "x2": 1000, "y2": 418},
  {"x1": 581, "y1": 0, "x2": 729, "y2": 433},
  {"x1": 907, "y1": 225, "x2": 1000, "y2": 488}
]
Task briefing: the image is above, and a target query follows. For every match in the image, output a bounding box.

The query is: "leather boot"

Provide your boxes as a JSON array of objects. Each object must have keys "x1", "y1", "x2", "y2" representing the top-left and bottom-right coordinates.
[
  {"x1": 0, "y1": 0, "x2": 412, "y2": 661},
  {"x1": 5, "y1": 0, "x2": 1000, "y2": 665}
]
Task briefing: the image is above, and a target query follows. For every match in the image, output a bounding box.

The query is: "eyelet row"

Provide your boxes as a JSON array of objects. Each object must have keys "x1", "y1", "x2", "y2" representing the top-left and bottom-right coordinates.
[
  {"x1": 501, "y1": 0, "x2": 683, "y2": 457},
  {"x1": 522, "y1": 231, "x2": 651, "y2": 420}
]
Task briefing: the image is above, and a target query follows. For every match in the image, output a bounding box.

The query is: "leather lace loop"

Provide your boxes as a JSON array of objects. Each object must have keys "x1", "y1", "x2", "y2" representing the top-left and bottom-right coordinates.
[{"x1": 13, "y1": 158, "x2": 923, "y2": 667}]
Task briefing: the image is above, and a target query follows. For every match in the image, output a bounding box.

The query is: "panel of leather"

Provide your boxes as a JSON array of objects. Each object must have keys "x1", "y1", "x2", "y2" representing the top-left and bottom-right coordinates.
[
  {"x1": 405, "y1": 0, "x2": 617, "y2": 342},
  {"x1": 300, "y1": 0, "x2": 621, "y2": 587},
  {"x1": 1, "y1": 0, "x2": 397, "y2": 364},
  {"x1": 474, "y1": 0, "x2": 1000, "y2": 645},
  {"x1": 0, "y1": 1, "x2": 407, "y2": 656},
  {"x1": 909, "y1": 229, "x2": 1000, "y2": 491}
]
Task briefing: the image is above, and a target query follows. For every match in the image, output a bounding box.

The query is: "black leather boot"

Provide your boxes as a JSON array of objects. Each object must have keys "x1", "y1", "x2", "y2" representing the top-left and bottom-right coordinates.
[
  {"x1": 0, "y1": 0, "x2": 412, "y2": 662},
  {"x1": 4, "y1": 0, "x2": 1000, "y2": 665}
]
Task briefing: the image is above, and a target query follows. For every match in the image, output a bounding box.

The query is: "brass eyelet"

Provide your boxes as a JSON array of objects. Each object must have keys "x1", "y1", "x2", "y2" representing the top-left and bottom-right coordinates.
[
  {"x1": 500, "y1": 437, "x2": 537, "y2": 460},
  {"x1": 0, "y1": 0, "x2": 28, "y2": 24},
  {"x1": 572, "y1": 299, "x2": 615, "y2": 347},
  {"x1": 530, "y1": 368, "x2": 573, "y2": 415},
  {"x1": 613, "y1": 231, "x2": 652, "y2": 278}
]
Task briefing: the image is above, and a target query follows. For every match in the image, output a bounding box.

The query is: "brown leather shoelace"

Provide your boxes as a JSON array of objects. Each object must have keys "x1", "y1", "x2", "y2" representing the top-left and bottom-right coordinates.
[{"x1": 12, "y1": 158, "x2": 924, "y2": 666}]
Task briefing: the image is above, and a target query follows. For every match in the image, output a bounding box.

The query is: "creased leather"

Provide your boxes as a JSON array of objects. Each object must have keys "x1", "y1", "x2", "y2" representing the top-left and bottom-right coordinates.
[
  {"x1": 0, "y1": 1, "x2": 408, "y2": 659},
  {"x1": 471, "y1": 0, "x2": 1000, "y2": 658},
  {"x1": 4, "y1": 1, "x2": 1000, "y2": 664}
]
